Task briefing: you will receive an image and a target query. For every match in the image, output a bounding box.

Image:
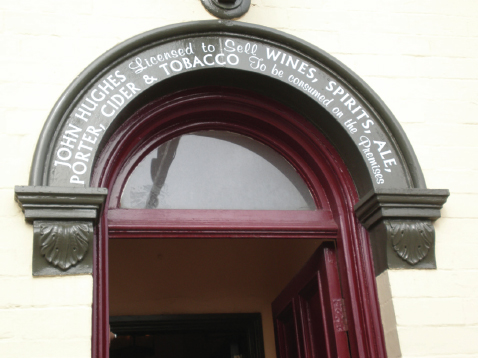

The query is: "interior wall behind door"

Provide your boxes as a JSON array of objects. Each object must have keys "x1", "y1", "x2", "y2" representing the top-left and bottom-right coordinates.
[{"x1": 109, "y1": 238, "x2": 324, "y2": 358}]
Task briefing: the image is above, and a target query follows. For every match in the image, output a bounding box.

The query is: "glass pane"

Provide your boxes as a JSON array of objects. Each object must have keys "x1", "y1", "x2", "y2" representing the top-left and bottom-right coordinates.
[{"x1": 120, "y1": 131, "x2": 316, "y2": 210}]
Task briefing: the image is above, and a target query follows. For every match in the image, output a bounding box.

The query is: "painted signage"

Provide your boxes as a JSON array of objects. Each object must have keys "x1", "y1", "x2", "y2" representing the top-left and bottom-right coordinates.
[{"x1": 49, "y1": 36, "x2": 404, "y2": 187}]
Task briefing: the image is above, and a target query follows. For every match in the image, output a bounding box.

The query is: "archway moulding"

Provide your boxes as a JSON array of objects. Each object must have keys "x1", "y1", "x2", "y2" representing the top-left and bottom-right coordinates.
[{"x1": 14, "y1": 20, "x2": 448, "y2": 276}]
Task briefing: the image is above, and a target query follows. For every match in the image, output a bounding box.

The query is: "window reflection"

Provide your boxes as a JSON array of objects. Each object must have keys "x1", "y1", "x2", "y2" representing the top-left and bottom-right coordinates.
[{"x1": 121, "y1": 131, "x2": 316, "y2": 210}]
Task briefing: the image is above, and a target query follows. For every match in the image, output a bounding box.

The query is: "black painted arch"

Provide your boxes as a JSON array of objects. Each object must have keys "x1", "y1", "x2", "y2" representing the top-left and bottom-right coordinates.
[
  {"x1": 17, "y1": 20, "x2": 451, "y2": 276},
  {"x1": 30, "y1": 20, "x2": 426, "y2": 195}
]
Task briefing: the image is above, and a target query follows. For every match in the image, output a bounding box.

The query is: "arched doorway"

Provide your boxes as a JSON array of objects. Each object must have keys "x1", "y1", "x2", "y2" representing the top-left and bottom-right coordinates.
[
  {"x1": 91, "y1": 88, "x2": 384, "y2": 357},
  {"x1": 13, "y1": 20, "x2": 449, "y2": 358}
]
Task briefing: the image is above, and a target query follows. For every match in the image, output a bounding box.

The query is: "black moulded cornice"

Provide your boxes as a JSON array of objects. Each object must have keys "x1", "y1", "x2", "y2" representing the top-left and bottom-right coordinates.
[{"x1": 14, "y1": 186, "x2": 108, "y2": 222}]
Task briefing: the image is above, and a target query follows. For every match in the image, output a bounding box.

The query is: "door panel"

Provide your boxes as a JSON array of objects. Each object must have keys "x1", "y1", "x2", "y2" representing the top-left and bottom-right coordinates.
[
  {"x1": 275, "y1": 302, "x2": 302, "y2": 358},
  {"x1": 272, "y1": 243, "x2": 350, "y2": 358},
  {"x1": 299, "y1": 279, "x2": 331, "y2": 358}
]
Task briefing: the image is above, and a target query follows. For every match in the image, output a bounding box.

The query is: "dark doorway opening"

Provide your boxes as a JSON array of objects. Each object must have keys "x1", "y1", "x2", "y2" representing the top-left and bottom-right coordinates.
[{"x1": 110, "y1": 313, "x2": 265, "y2": 358}]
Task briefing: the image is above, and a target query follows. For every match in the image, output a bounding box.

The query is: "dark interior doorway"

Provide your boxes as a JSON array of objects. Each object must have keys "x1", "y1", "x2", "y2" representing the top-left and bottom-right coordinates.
[{"x1": 110, "y1": 313, "x2": 265, "y2": 358}]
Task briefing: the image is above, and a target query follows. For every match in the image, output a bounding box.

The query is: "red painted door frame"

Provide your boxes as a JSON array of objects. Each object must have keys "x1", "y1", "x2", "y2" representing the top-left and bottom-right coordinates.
[
  {"x1": 273, "y1": 242, "x2": 350, "y2": 358},
  {"x1": 91, "y1": 87, "x2": 387, "y2": 358}
]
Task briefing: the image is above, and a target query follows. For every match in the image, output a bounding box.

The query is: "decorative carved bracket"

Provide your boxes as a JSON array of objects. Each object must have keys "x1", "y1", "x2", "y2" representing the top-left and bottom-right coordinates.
[
  {"x1": 387, "y1": 219, "x2": 434, "y2": 265},
  {"x1": 34, "y1": 221, "x2": 92, "y2": 274},
  {"x1": 354, "y1": 189, "x2": 449, "y2": 272},
  {"x1": 15, "y1": 186, "x2": 107, "y2": 276}
]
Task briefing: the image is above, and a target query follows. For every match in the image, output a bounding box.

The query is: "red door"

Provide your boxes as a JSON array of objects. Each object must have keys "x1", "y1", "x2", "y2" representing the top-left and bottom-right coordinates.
[{"x1": 272, "y1": 242, "x2": 350, "y2": 358}]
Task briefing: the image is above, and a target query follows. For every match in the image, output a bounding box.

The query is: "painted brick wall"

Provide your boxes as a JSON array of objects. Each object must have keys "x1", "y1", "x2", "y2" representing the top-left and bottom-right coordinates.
[{"x1": 0, "y1": 0, "x2": 477, "y2": 357}]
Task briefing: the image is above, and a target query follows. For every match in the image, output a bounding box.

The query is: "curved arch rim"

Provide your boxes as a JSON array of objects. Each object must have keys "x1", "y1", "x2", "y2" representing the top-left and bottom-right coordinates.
[{"x1": 29, "y1": 19, "x2": 425, "y2": 189}]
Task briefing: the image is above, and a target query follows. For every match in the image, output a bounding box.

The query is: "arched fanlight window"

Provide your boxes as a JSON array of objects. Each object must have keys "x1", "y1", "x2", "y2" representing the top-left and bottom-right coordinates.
[{"x1": 121, "y1": 130, "x2": 316, "y2": 211}]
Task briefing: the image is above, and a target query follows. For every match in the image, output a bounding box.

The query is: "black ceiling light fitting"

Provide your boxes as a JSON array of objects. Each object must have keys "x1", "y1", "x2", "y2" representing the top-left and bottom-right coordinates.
[{"x1": 201, "y1": 0, "x2": 251, "y2": 19}]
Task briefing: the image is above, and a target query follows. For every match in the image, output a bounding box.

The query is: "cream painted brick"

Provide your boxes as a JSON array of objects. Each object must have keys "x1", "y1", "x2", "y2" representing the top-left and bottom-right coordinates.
[
  {"x1": 0, "y1": 109, "x2": 6, "y2": 132},
  {"x1": 0, "y1": 133, "x2": 38, "y2": 161},
  {"x1": 1, "y1": 109, "x2": 47, "y2": 136},
  {"x1": 0, "y1": 339, "x2": 92, "y2": 358},
  {"x1": 16, "y1": 34, "x2": 119, "y2": 71},
  {"x1": 16, "y1": 34, "x2": 75, "y2": 62},
  {"x1": 8, "y1": 12, "x2": 163, "y2": 41},
  {"x1": 395, "y1": 35, "x2": 433, "y2": 57},
  {"x1": 394, "y1": 297, "x2": 466, "y2": 326},
  {"x1": 384, "y1": 0, "x2": 478, "y2": 18},
  {"x1": 287, "y1": 9, "x2": 406, "y2": 35},
  {"x1": 71, "y1": 16, "x2": 163, "y2": 41},
  {"x1": 415, "y1": 57, "x2": 478, "y2": 80},
  {"x1": 467, "y1": 18, "x2": 478, "y2": 37},
  {"x1": 3, "y1": 11, "x2": 57, "y2": 36},
  {"x1": 388, "y1": 270, "x2": 478, "y2": 298},
  {"x1": 397, "y1": 326, "x2": 478, "y2": 356},
  {"x1": 0, "y1": 82, "x2": 66, "y2": 111},
  {"x1": 339, "y1": 54, "x2": 417, "y2": 79},
  {"x1": 423, "y1": 170, "x2": 478, "y2": 194},
  {"x1": 92, "y1": 0, "x2": 210, "y2": 20},
  {"x1": 350, "y1": 55, "x2": 478, "y2": 80},
  {"x1": 257, "y1": 0, "x2": 321, "y2": 9},
  {"x1": 436, "y1": 243, "x2": 478, "y2": 270},
  {"x1": 407, "y1": 13, "x2": 470, "y2": 37},
  {"x1": 0, "y1": 216, "x2": 32, "y2": 246},
  {"x1": 365, "y1": 77, "x2": 478, "y2": 102},
  {"x1": 434, "y1": 219, "x2": 478, "y2": 245},
  {"x1": 0, "y1": 310, "x2": 15, "y2": 339},
  {"x1": 0, "y1": 136, "x2": 36, "y2": 188},
  {"x1": 0, "y1": 58, "x2": 82, "y2": 86},
  {"x1": 0, "y1": 161, "x2": 32, "y2": 189},
  {"x1": 338, "y1": 34, "x2": 400, "y2": 56},
  {"x1": 413, "y1": 147, "x2": 478, "y2": 171},
  {"x1": 284, "y1": 29, "x2": 342, "y2": 54},
  {"x1": 22, "y1": 13, "x2": 163, "y2": 41},
  {"x1": 353, "y1": 12, "x2": 412, "y2": 35},
  {"x1": 15, "y1": 34, "x2": 74, "y2": 62},
  {"x1": 0, "y1": 248, "x2": 32, "y2": 277},
  {"x1": 0, "y1": 276, "x2": 92, "y2": 309},
  {"x1": 0, "y1": 189, "x2": 22, "y2": 218},
  {"x1": 286, "y1": 10, "x2": 358, "y2": 32},
  {"x1": 0, "y1": 0, "x2": 93, "y2": 15},
  {"x1": 401, "y1": 123, "x2": 478, "y2": 147},
  {"x1": 0, "y1": 34, "x2": 22, "y2": 61},
  {"x1": 241, "y1": 6, "x2": 291, "y2": 30},
  {"x1": 392, "y1": 98, "x2": 478, "y2": 125},
  {"x1": 464, "y1": 298, "x2": 478, "y2": 325},
  {"x1": 387, "y1": 101, "x2": 427, "y2": 125},
  {"x1": 429, "y1": 36, "x2": 478, "y2": 58},
  {"x1": 92, "y1": 0, "x2": 165, "y2": 18},
  {"x1": 160, "y1": 7, "x2": 214, "y2": 25},
  {"x1": 4, "y1": 306, "x2": 92, "y2": 340},
  {"x1": 0, "y1": 218, "x2": 33, "y2": 277},
  {"x1": 0, "y1": 9, "x2": 5, "y2": 33},
  {"x1": 441, "y1": 193, "x2": 478, "y2": 219}
]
